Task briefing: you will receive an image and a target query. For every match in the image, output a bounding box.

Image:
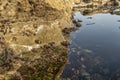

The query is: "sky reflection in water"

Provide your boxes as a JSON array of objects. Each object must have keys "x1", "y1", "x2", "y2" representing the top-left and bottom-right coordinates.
[{"x1": 62, "y1": 12, "x2": 120, "y2": 80}]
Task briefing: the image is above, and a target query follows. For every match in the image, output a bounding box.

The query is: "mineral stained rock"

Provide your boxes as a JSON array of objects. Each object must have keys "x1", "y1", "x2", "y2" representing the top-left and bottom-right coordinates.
[{"x1": 0, "y1": 0, "x2": 75, "y2": 80}]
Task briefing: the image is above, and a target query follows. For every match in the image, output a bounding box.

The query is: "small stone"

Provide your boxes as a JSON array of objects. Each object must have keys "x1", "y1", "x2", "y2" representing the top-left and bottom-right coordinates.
[
  {"x1": 77, "y1": 70, "x2": 79, "y2": 74},
  {"x1": 76, "y1": 22, "x2": 81, "y2": 27},
  {"x1": 78, "y1": 19, "x2": 82, "y2": 22},
  {"x1": 44, "y1": 45, "x2": 51, "y2": 49},
  {"x1": 87, "y1": 17, "x2": 93, "y2": 19},
  {"x1": 70, "y1": 27, "x2": 78, "y2": 31},
  {"x1": 81, "y1": 71, "x2": 90, "y2": 76},
  {"x1": 72, "y1": 19, "x2": 77, "y2": 24},
  {"x1": 72, "y1": 68, "x2": 75, "y2": 71},
  {"x1": 62, "y1": 28, "x2": 70, "y2": 34},
  {"x1": 35, "y1": 40, "x2": 41, "y2": 44},
  {"x1": 48, "y1": 42, "x2": 56, "y2": 47},
  {"x1": 61, "y1": 41, "x2": 70, "y2": 47},
  {"x1": 81, "y1": 64, "x2": 86, "y2": 68},
  {"x1": 81, "y1": 57, "x2": 84, "y2": 61}
]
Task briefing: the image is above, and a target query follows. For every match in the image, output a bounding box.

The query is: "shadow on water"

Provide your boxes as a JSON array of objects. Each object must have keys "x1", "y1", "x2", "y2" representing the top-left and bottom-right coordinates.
[{"x1": 62, "y1": 6, "x2": 120, "y2": 80}]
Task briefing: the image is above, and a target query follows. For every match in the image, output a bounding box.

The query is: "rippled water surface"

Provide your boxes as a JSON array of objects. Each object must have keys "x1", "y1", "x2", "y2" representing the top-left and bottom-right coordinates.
[{"x1": 62, "y1": 11, "x2": 120, "y2": 80}]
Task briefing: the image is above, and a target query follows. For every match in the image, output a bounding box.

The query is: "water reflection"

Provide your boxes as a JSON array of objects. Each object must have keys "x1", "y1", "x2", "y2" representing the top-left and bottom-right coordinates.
[{"x1": 62, "y1": 7, "x2": 120, "y2": 80}]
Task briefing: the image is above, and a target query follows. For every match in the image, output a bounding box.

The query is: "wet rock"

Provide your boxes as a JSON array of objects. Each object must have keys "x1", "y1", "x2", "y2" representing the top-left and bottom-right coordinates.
[
  {"x1": 72, "y1": 20, "x2": 77, "y2": 24},
  {"x1": 81, "y1": 64, "x2": 86, "y2": 69},
  {"x1": 61, "y1": 41, "x2": 70, "y2": 47},
  {"x1": 62, "y1": 27, "x2": 78, "y2": 34},
  {"x1": 75, "y1": 22, "x2": 81, "y2": 27},
  {"x1": 87, "y1": 17, "x2": 93, "y2": 19},
  {"x1": 62, "y1": 28, "x2": 70, "y2": 34},
  {"x1": 81, "y1": 57, "x2": 85, "y2": 61},
  {"x1": 78, "y1": 19, "x2": 83, "y2": 22},
  {"x1": 83, "y1": 10, "x2": 91, "y2": 15},
  {"x1": 82, "y1": 49, "x2": 93, "y2": 53},
  {"x1": 81, "y1": 70, "x2": 90, "y2": 76},
  {"x1": 72, "y1": 19, "x2": 81, "y2": 27},
  {"x1": 70, "y1": 27, "x2": 78, "y2": 31}
]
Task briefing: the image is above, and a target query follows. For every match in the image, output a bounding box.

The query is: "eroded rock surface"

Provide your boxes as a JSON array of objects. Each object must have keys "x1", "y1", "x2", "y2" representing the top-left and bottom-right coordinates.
[
  {"x1": 1, "y1": 0, "x2": 119, "y2": 80},
  {"x1": 0, "y1": 0, "x2": 75, "y2": 80}
]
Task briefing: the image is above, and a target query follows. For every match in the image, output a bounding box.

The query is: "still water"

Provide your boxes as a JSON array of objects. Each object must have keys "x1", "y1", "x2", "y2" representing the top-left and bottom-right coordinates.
[{"x1": 62, "y1": 11, "x2": 120, "y2": 80}]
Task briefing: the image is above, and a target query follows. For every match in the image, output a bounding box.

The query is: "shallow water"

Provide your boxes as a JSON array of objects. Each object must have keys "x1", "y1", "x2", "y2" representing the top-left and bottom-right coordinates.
[{"x1": 62, "y1": 11, "x2": 120, "y2": 80}]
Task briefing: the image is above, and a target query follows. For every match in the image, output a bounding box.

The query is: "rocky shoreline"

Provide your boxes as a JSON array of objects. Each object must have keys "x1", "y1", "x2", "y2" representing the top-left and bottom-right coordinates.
[{"x1": 0, "y1": 0, "x2": 120, "y2": 80}]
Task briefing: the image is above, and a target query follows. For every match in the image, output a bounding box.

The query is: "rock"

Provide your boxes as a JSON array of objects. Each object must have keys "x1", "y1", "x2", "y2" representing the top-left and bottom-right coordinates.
[
  {"x1": 48, "y1": 42, "x2": 56, "y2": 47},
  {"x1": 72, "y1": 20, "x2": 77, "y2": 24},
  {"x1": 78, "y1": 19, "x2": 83, "y2": 22},
  {"x1": 0, "y1": 0, "x2": 74, "y2": 80},
  {"x1": 35, "y1": 40, "x2": 41, "y2": 44},
  {"x1": 75, "y1": 22, "x2": 81, "y2": 27},
  {"x1": 62, "y1": 27, "x2": 78, "y2": 34},
  {"x1": 81, "y1": 57, "x2": 85, "y2": 61},
  {"x1": 62, "y1": 28, "x2": 70, "y2": 34},
  {"x1": 61, "y1": 41, "x2": 70, "y2": 47},
  {"x1": 81, "y1": 64, "x2": 86, "y2": 69},
  {"x1": 81, "y1": 71, "x2": 90, "y2": 76},
  {"x1": 43, "y1": 45, "x2": 51, "y2": 49},
  {"x1": 72, "y1": 19, "x2": 81, "y2": 27},
  {"x1": 87, "y1": 17, "x2": 93, "y2": 19}
]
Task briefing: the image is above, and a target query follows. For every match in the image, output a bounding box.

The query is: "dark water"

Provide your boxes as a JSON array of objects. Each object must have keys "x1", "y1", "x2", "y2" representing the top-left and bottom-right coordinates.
[{"x1": 62, "y1": 11, "x2": 120, "y2": 80}]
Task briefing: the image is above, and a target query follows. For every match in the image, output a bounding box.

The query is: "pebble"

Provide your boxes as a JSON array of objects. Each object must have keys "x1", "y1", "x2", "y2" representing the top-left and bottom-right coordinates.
[
  {"x1": 35, "y1": 39, "x2": 41, "y2": 44},
  {"x1": 61, "y1": 41, "x2": 70, "y2": 47}
]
